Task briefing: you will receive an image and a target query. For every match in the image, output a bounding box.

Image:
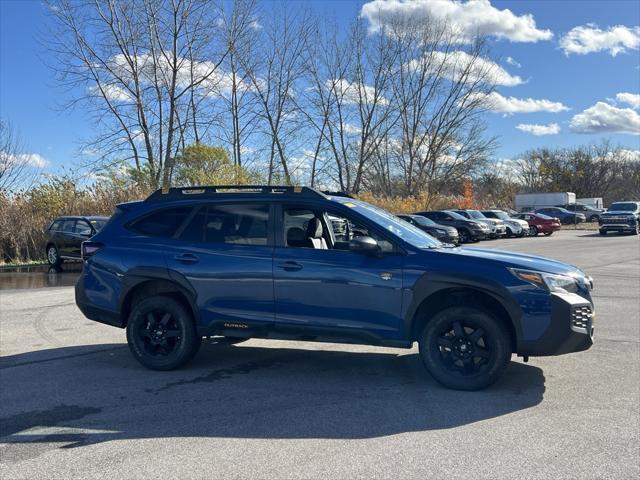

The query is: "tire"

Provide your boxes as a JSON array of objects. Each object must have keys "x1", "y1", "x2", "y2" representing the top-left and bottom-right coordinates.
[
  {"x1": 506, "y1": 228, "x2": 513, "y2": 238},
  {"x1": 126, "y1": 296, "x2": 201, "y2": 370},
  {"x1": 599, "y1": 229, "x2": 607, "y2": 236},
  {"x1": 458, "y1": 228, "x2": 471, "y2": 243},
  {"x1": 46, "y1": 244, "x2": 62, "y2": 266},
  {"x1": 418, "y1": 306, "x2": 511, "y2": 391},
  {"x1": 529, "y1": 225, "x2": 538, "y2": 236}
]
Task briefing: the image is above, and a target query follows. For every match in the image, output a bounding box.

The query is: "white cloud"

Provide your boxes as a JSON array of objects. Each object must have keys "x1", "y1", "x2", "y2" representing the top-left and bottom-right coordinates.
[
  {"x1": 409, "y1": 51, "x2": 523, "y2": 87},
  {"x1": 0, "y1": 152, "x2": 49, "y2": 168},
  {"x1": 559, "y1": 24, "x2": 640, "y2": 56},
  {"x1": 88, "y1": 84, "x2": 132, "y2": 102},
  {"x1": 620, "y1": 149, "x2": 640, "y2": 162},
  {"x1": 616, "y1": 92, "x2": 640, "y2": 109},
  {"x1": 516, "y1": 123, "x2": 561, "y2": 136},
  {"x1": 474, "y1": 91, "x2": 570, "y2": 114},
  {"x1": 361, "y1": 0, "x2": 553, "y2": 43},
  {"x1": 505, "y1": 56, "x2": 521, "y2": 68},
  {"x1": 327, "y1": 79, "x2": 389, "y2": 105},
  {"x1": 570, "y1": 101, "x2": 640, "y2": 134}
]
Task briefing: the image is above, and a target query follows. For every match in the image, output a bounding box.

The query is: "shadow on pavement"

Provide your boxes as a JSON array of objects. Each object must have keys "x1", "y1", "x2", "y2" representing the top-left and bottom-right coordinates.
[{"x1": 0, "y1": 342, "x2": 545, "y2": 452}]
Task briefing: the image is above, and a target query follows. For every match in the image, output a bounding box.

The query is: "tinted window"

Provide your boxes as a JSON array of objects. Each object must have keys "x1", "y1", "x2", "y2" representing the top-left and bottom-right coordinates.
[
  {"x1": 61, "y1": 219, "x2": 76, "y2": 233},
  {"x1": 609, "y1": 202, "x2": 639, "y2": 212},
  {"x1": 205, "y1": 205, "x2": 268, "y2": 245},
  {"x1": 75, "y1": 220, "x2": 92, "y2": 235},
  {"x1": 90, "y1": 219, "x2": 107, "y2": 231},
  {"x1": 50, "y1": 219, "x2": 63, "y2": 231},
  {"x1": 131, "y1": 207, "x2": 192, "y2": 237}
]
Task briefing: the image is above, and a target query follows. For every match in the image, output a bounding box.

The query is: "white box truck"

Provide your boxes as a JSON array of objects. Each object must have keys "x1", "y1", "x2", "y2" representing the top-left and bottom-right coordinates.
[
  {"x1": 577, "y1": 197, "x2": 604, "y2": 209},
  {"x1": 515, "y1": 192, "x2": 576, "y2": 212}
]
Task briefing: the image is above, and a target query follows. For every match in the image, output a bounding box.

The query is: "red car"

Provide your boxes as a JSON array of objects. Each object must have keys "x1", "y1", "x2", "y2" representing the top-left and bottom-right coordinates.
[{"x1": 514, "y1": 212, "x2": 562, "y2": 236}]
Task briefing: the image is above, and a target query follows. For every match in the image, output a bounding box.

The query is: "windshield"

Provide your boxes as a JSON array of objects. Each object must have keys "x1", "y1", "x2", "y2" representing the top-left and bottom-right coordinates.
[
  {"x1": 609, "y1": 202, "x2": 638, "y2": 212},
  {"x1": 411, "y1": 215, "x2": 436, "y2": 227},
  {"x1": 335, "y1": 199, "x2": 442, "y2": 248},
  {"x1": 467, "y1": 210, "x2": 486, "y2": 219},
  {"x1": 445, "y1": 211, "x2": 467, "y2": 221},
  {"x1": 491, "y1": 211, "x2": 510, "y2": 220}
]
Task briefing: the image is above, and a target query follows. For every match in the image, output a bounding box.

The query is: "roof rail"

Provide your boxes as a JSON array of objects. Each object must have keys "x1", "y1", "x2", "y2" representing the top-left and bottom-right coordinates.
[
  {"x1": 322, "y1": 190, "x2": 354, "y2": 199},
  {"x1": 145, "y1": 185, "x2": 327, "y2": 202}
]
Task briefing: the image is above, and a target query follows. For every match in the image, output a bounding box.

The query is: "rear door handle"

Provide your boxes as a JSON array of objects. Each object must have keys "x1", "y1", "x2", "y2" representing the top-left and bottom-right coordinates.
[
  {"x1": 277, "y1": 261, "x2": 303, "y2": 272},
  {"x1": 174, "y1": 253, "x2": 199, "y2": 264}
]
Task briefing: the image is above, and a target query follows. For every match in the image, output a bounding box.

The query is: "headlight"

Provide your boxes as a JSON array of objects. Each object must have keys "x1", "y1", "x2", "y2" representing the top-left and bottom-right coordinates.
[
  {"x1": 509, "y1": 268, "x2": 579, "y2": 293},
  {"x1": 435, "y1": 229, "x2": 447, "y2": 234}
]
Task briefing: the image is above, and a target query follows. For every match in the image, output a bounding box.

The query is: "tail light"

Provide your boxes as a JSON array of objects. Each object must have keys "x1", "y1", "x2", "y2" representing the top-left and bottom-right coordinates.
[{"x1": 82, "y1": 241, "x2": 104, "y2": 259}]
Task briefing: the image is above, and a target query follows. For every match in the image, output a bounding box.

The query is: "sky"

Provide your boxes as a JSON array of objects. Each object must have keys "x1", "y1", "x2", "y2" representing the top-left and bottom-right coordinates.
[{"x1": 1, "y1": 0, "x2": 639, "y2": 177}]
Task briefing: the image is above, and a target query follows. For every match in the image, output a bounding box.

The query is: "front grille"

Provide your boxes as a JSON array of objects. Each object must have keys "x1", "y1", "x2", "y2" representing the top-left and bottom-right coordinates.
[{"x1": 571, "y1": 305, "x2": 593, "y2": 333}]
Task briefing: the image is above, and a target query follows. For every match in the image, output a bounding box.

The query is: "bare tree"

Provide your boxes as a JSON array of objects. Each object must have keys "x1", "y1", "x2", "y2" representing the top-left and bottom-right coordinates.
[
  {"x1": 0, "y1": 120, "x2": 41, "y2": 192},
  {"x1": 47, "y1": 0, "x2": 228, "y2": 189}
]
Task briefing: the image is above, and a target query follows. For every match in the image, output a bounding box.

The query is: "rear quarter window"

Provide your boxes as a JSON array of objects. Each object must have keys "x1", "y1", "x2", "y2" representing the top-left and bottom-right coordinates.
[{"x1": 129, "y1": 207, "x2": 193, "y2": 237}]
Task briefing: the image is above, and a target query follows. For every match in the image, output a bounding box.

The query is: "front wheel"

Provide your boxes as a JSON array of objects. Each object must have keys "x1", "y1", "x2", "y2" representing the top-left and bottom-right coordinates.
[
  {"x1": 418, "y1": 306, "x2": 511, "y2": 390},
  {"x1": 126, "y1": 296, "x2": 201, "y2": 370},
  {"x1": 458, "y1": 228, "x2": 471, "y2": 243},
  {"x1": 599, "y1": 229, "x2": 607, "y2": 236},
  {"x1": 529, "y1": 225, "x2": 538, "y2": 236}
]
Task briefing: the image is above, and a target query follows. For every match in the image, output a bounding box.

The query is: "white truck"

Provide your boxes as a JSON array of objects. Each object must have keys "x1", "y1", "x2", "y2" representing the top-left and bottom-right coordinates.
[
  {"x1": 577, "y1": 197, "x2": 604, "y2": 209},
  {"x1": 515, "y1": 192, "x2": 576, "y2": 212}
]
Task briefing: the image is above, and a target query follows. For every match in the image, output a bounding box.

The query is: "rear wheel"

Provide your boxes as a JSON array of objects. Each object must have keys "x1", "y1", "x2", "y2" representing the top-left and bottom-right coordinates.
[
  {"x1": 418, "y1": 306, "x2": 511, "y2": 390},
  {"x1": 599, "y1": 229, "x2": 607, "y2": 236},
  {"x1": 126, "y1": 296, "x2": 201, "y2": 370},
  {"x1": 46, "y1": 245, "x2": 62, "y2": 266},
  {"x1": 529, "y1": 225, "x2": 538, "y2": 236}
]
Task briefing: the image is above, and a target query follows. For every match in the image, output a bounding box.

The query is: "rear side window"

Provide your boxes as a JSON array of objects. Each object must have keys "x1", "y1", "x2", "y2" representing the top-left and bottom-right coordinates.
[
  {"x1": 49, "y1": 219, "x2": 63, "y2": 231},
  {"x1": 179, "y1": 204, "x2": 269, "y2": 246},
  {"x1": 130, "y1": 207, "x2": 192, "y2": 237}
]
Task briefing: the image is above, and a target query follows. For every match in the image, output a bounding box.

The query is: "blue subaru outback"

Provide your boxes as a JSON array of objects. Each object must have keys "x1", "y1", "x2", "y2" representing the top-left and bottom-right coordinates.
[{"x1": 76, "y1": 186, "x2": 594, "y2": 390}]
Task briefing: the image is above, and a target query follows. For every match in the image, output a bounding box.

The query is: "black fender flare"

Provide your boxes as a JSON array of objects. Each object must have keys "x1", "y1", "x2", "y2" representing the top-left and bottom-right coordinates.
[
  {"x1": 404, "y1": 271, "x2": 523, "y2": 345},
  {"x1": 118, "y1": 267, "x2": 200, "y2": 324}
]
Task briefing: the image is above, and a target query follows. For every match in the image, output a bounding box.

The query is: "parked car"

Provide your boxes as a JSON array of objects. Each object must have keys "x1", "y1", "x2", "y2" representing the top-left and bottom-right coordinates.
[
  {"x1": 535, "y1": 207, "x2": 586, "y2": 225},
  {"x1": 481, "y1": 210, "x2": 529, "y2": 237},
  {"x1": 415, "y1": 210, "x2": 490, "y2": 243},
  {"x1": 76, "y1": 185, "x2": 595, "y2": 390},
  {"x1": 451, "y1": 209, "x2": 507, "y2": 238},
  {"x1": 513, "y1": 213, "x2": 562, "y2": 236},
  {"x1": 397, "y1": 214, "x2": 459, "y2": 244},
  {"x1": 598, "y1": 201, "x2": 640, "y2": 235},
  {"x1": 46, "y1": 216, "x2": 109, "y2": 266},
  {"x1": 556, "y1": 203, "x2": 603, "y2": 222}
]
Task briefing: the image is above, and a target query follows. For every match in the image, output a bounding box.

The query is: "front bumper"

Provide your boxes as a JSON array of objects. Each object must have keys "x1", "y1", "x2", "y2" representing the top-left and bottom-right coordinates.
[
  {"x1": 600, "y1": 220, "x2": 637, "y2": 232},
  {"x1": 518, "y1": 292, "x2": 594, "y2": 356}
]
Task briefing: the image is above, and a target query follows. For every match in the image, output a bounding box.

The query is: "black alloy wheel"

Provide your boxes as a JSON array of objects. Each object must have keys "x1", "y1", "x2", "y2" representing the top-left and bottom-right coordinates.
[
  {"x1": 127, "y1": 296, "x2": 201, "y2": 370},
  {"x1": 419, "y1": 306, "x2": 511, "y2": 390},
  {"x1": 458, "y1": 229, "x2": 470, "y2": 243}
]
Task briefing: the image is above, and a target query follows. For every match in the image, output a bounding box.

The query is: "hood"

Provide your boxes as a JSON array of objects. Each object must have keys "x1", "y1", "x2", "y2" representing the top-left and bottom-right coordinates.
[
  {"x1": 444, "y1": 246, "x2": 583, "y2": 276},
  {"x1": 602, "y1": 210, "x2": 638, "y2": 216},
  {"x1": 508, "y1": 218, "x2": 528, "y2": 227}
]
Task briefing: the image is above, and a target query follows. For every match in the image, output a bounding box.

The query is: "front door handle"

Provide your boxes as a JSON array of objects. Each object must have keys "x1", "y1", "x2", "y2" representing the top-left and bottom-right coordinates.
[
  {"x1": 174, "y1": 253, "x2": 199, "y2": 264},
  {"x1": 277, "y1": 261, "x2": 303, "y2": 272}
]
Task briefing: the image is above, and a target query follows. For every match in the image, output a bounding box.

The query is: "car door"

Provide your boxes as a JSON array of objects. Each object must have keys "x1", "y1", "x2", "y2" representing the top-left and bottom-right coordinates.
[
  {"x1": 59, "y1": 219, "x2": 78, "y2": 257},
  {"x1": 164, "y1": 202, "x2": 275, "y2": 331},
  {"x1": 273, "y1": 203, "x2": 404, "y2": 341},
  {"x1": 69, "y1": 219, "x2": 94, "y2": 258}
]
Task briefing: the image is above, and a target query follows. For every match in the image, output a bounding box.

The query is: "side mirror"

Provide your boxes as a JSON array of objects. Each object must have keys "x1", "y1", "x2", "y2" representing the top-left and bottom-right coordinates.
[{"x1": 349, "y1": 235, "x2": 380, "y2": 255}]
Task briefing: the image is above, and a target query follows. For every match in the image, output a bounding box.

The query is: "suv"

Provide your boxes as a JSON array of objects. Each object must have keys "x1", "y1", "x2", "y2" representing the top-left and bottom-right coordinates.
[
  {"x1": 415, "y1": 210, "x2": 490, "y2": 243},
  {"x1": 397, "y1": 214, "x2": 459, "y2": 244},
  {"x1": 46, "y1": 216, "x2": 109, "y2": 266},
  {"x1": 598, "y1": 201, "x2": 640, "y2": 235},
  {"x1": 76, "y1": 186, "x2": 595, "y2": 390},
  {"x1": 451, "y1": 209, "x2": 507, "y2": 239},
  {"x1": 481, "y1": 210, "x2": 529, "y2": 237}
]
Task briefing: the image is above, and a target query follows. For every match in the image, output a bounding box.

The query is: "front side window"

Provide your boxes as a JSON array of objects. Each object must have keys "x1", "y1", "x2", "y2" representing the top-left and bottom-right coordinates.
[
  {"x1": 61, "y1": 219, "x2": 76, "y2": 233},
  {"x1": 180, "y1": 204, "x2": 269, "y2": 246},
  {"x1": 75, "y1": 220, "x2": 92, "y2": 235},
  {"x1": 130, "y1": 207, "x2": 192, "y2": 237},
  {"x1": 282, "y1": 206, "x2": 397, "y2": 253}
]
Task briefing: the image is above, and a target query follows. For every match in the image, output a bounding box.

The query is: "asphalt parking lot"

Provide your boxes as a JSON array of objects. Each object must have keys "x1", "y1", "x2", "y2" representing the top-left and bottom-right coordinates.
[{"x1": 1, "y1": 230, "x2": 638, "y2": 479}]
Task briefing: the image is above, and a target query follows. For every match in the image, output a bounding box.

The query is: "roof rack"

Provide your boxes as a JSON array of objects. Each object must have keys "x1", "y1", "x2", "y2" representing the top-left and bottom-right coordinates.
[
  {"x1": 145, "y1": 185, "x2": 327, "y2": 202},
  {"x1": 321, "y1": 190, "x2": 354, "y2": 199}
]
